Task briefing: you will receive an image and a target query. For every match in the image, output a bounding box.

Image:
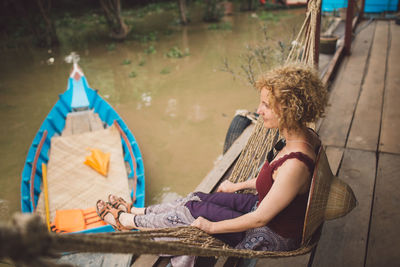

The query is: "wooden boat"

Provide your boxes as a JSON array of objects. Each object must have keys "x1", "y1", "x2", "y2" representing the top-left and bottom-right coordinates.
[{"x1": 20, "y1": 62, "x2": 145, "y2": 233}]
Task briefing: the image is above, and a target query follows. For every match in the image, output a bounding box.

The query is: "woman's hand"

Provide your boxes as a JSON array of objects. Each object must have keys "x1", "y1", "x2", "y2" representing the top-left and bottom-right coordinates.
[
  {"x1": 217, "y1": 180, "x2": 237, "y2": 193},
  {"x1": 191, "y1": 216, "x2": 213, "y2": 234}
]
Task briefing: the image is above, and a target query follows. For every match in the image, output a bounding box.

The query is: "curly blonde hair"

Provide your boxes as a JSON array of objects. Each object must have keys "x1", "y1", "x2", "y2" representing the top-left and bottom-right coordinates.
[{"x1": 255, "y1": 64, "x2": 327, "y2": 131}]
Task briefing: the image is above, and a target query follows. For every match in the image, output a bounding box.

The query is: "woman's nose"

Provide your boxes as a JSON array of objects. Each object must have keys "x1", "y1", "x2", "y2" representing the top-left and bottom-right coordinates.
[{"x1": 256, "y1": 105, "x2": 262, "y2": 115}]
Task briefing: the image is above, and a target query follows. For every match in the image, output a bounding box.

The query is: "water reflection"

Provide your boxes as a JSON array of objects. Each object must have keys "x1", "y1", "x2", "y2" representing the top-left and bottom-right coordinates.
[
  {"x1": 137, "y1": 92, "x2": 152, "y2": 110},
  {"x1": 156, "y1": 187, "x2": 184, "y2": 204},
  {"x1": 166, "y1": 98, "x2": 177, "y2": 117},
  {"x1": 188, "y1": 104, "x2": 206, "y2": 122}
]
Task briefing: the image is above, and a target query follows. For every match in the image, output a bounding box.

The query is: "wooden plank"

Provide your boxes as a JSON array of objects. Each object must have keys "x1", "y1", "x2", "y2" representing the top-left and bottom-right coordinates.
[
  {"x1": 58, "y1": 253, "x2": 105, "y2": 266},
  {"x1": 325, "y1": 146, "x2": 344, "y2": 176},
  {"x1": 255, "y1": 254, "x2": 310, "y2": 267},
  {"x1": 379, "y1": 21, "x2": 400, "y2": 154},
  {"x1": 321, "y1": 45, "x2": 345, "y2": 86},
  {"x1": 214, "y1": 256, "x2": 229, "y2": 267},
  {"x1": 102, "y1": 254, "x2": 133, "y2": 267},
  {"x1": 131, "y1": 254, "x2": 159, "y2": 267},
  {"x1": 365, "y1": 152, "x2": 400, "y2": 266},
  {"x1": 347, "y1": 21, "x2": 389, "y2": 151},
  {"x1": 318, "y1": 21, "x2": 376, "y2": 148},
  {"x1": 62, "y1": 115, "x2": 73, "y2": 136},
  {"x1": 312, "y1": 149, "x2": 376, "y2": 267},
  {"x1": 195, "y1": 123, "x2": 255, "y2": 193},
  {"x1": 89, "y1": 111, "x2": 104, "y2": 131},
  {"x1": 59, "y1": 253, "x2": 132, "y2": 267},
  {"x1": 324, "y1": 18, "x2": 341, "y2": 36},
  {"x1": 71, "y1": 111, "x2": 91, "y2": 134}
]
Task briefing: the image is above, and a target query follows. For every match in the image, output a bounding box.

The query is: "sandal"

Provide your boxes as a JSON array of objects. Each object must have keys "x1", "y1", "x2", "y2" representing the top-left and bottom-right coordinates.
[
  {"x1": 96, "y1": 200, "x2": 130, "y2": 231},
  {"x1": 108, "y1": 194, "x2": 132, "y2": 213}
]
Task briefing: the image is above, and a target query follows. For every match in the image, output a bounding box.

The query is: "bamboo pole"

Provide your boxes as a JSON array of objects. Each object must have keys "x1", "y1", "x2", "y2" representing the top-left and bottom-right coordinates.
[
  {"x1": 42, "y1": 163, "x2": 51, "y2": 231},
  {"x1": 314, "y1": 1, "x2": 321, "y2": 68}
]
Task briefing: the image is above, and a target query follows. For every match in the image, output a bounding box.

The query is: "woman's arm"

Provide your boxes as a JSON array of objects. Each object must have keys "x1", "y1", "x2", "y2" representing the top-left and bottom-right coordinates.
[
  {"x1": 217, "y1": 178, "x2": 257, "y2": 193},
  {"x1": 193, "y1": 159, "x2": 311, "y2": 234}
]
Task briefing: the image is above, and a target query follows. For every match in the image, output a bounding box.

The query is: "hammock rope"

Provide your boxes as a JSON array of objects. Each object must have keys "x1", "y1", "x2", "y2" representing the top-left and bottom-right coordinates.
[
  {"x1": 0, "y1": 214, "x2": 319, "y2": 263},
  {"x1": 1, "y1": 0, "x2": 325, "y2": 264}
]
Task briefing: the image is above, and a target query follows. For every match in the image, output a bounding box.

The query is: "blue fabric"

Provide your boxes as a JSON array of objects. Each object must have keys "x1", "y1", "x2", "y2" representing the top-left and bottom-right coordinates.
[
  {"x1": 322, "y1": 0, "x2": 347, "y2": 12},
  {"x1": 364, "y1": 0, "x2": 398, "y2": 13},
  {"x1": 71, "y1": 78, "x2": 89, "y2": 109}
]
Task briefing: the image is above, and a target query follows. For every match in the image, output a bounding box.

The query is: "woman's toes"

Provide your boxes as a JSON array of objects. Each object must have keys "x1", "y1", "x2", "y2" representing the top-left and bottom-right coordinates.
[
  {"x1": 96, "y1": 200, "x2": 117, "y2": 227},
  {"x1": 96, "y1": 200, "x2": 106, "y2": 213},
  {"x1": 109, "y1": 194, "x2": 128, "y2": 212}
]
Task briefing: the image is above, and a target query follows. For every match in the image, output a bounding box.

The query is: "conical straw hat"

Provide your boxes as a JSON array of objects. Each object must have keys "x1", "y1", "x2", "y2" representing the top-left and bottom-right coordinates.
[{"x1": 301, "y1": 147, "x2": 357, "y2": 244}]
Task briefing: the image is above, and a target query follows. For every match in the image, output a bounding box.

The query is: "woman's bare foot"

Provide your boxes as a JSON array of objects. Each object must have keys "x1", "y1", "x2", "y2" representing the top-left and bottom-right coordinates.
[
  {"x1": 96, "y1": 200, "x2": 137, "y2": 230},
  {"x1": 108, "y1": 194, "x2": 145, "y2": 215}
]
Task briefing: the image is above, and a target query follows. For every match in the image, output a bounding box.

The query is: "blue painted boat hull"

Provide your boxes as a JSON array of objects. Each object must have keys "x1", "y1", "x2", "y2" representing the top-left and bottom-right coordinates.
[{"x1": 20, "y1": 72, "x2": 145, "y2": 233}]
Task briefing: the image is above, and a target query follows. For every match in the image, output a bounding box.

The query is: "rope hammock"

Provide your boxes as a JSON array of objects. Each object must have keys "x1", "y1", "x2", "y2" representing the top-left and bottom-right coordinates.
[{"x1": 0, "y1": 0, "x2": 356, "y2": 264}]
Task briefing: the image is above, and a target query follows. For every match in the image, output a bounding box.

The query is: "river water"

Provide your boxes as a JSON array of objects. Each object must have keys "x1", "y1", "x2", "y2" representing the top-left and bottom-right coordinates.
[{"x1": 0, "y1": 7, "x2": 305, "y2": 220}]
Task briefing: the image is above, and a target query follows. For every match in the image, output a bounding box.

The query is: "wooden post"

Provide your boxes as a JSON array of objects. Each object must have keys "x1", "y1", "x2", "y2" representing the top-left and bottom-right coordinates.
[
  {"x1": 359, "y1": 0, "x2": 365, "y2": 20},
  {"x1": 314, "y1": 1, "x2": 321, "y2": 68},
  {"x1": 344, "y1": 0, "x2": 355, "y2": 55}
]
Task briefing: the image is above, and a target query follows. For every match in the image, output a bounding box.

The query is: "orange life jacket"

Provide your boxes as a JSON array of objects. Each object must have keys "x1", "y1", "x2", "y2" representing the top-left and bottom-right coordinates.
[{"x1": 50, "y1": 207, "x2": 105, "y2": 233}]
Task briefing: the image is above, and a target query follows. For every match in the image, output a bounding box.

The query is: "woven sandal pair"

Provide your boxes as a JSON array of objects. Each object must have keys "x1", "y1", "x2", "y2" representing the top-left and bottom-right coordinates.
[
  {"x1": 96, "y1": 195, "x2": 133, "y2": 231},
  {"x1": 108, "y1": 194, "x2": 133, "y2": 213}
]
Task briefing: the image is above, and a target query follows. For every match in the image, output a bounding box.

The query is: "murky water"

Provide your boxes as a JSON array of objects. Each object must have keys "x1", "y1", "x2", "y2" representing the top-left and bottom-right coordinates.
[{"x1": 0, "y1": 7, "x2": 305, "y2": 220}]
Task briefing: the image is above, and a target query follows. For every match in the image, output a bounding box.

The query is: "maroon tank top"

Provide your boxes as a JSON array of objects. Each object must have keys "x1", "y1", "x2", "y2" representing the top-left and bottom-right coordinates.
[{"x1": 255, "y1": 152, "x2": 315, "y2": 240}]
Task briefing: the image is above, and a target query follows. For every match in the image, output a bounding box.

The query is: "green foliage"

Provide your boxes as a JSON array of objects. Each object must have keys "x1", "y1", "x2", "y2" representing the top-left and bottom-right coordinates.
[
  {"x1": 166, "y1": 46, "x2": 189, "y2": 58},
  {"x1": 207, "y1": 22, "x2": 232, "y2": 31},
  {"x1": 148, "y1": 32, "x2": 158, "y2": 41},
  {"x1": 163, "y1": 29, "x2": 174, "y2": 36},
  {"x1": 144, "y1": 45, "x2": 157, "y2": 54},
  {"x1": 129, "y1": 71, "x2": 137, "y2": 78},
  {"x1": 56, "y1": 12, "x2": 106, "y2": 33},
  {"x1": 142, "y1": 2, "x2": 177, "y2": 14},
  {"x1": 239, "y1": 0, "x2": 261, "y2": 11},
  {"x1": 138, "y1": 60, "x2": 146, "y2": 66},
  {"x1": 222, "y1": 24, "x2": 292, "y2": 88},
  {"x1": 130, "y1": 31, "x2": 158, "y2": 43},
  {"x1": 123, "y1": 2, "x2": 177, "y2": 19},
  {"x1": 160, "y1": 67, "x2": 170, "y2": 74},
  {"x1": 257, "y1": 11, "x2": 293, "y2": 22},
  {"x1": 203, "y1": 0, "x2": 225, "y2": 22},
  {"x1": 106, "y1": 43, "x2": 116, "y2": 51},
  {"x1": 122, "y1": 59, "x2": 132, "y2": 65}
]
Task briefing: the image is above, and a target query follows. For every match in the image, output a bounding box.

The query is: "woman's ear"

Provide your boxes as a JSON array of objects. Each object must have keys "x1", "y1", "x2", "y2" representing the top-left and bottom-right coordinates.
[{"x1": 273, "y1": 103, "x2": 282, "y2": 119}]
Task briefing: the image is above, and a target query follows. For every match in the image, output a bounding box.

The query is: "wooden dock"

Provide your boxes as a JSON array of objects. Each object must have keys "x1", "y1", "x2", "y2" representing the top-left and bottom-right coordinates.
[{"x1": 311, "y1": 19, "x2": 400, "y2": 267}]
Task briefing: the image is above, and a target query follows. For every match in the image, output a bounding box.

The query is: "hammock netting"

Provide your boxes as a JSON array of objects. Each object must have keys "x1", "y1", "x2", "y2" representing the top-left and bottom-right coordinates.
[{"x1": 1, "y1": 0, "x2": 327, "y2": 262}]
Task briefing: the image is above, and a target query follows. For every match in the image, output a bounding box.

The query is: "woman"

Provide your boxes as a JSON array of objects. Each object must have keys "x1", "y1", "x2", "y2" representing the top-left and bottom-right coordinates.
[{"x1": 96, "y1": 63, "x2": 327, "y2": 252}]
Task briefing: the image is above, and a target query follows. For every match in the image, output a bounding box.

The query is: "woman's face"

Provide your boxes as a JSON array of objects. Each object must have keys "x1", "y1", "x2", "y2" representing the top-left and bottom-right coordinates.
[{"x1": 257, "y1": 88, "x2": 280, "y2": 129}]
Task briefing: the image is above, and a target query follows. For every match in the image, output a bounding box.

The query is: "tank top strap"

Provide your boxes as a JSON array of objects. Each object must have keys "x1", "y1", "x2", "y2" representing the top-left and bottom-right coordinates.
[{"x1": 270, "y1": 152, "x2": 315, "y2": 175}]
